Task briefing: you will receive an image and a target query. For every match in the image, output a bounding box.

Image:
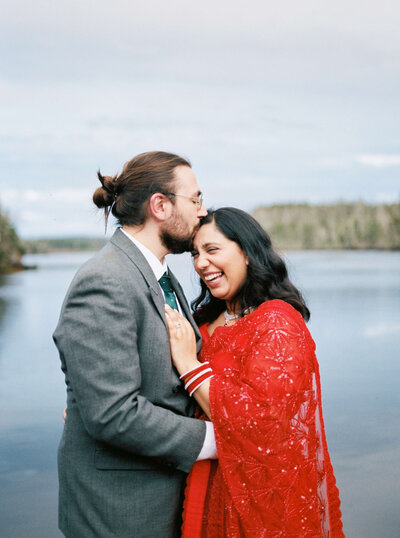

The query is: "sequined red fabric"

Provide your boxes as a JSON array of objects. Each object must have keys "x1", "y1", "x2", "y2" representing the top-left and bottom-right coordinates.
[{"x1": 182, "y1": 300, "x2": 344, "y2": 537}]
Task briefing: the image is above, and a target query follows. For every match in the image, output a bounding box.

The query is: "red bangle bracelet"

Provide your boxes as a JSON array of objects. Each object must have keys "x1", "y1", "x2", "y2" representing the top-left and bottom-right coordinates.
[
  {"x1": 180, "y1": 362, "x2": 210, "y2": 383},
  {"x1": 184, "y1": 367, "x2": 213, "y2": 391},
  {"x1": 186, "y1": 372, "x2": 214, "y2": 397}
]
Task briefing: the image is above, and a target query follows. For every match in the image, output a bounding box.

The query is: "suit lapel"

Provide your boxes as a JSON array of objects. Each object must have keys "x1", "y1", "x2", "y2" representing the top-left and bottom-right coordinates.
[
  {"x1": 110, "y1": 229, "x2": 167, "y2": 327},
  {"x1": 169, "y1": 270, "x2": 202, "y2": 348},
  {"x1": 110, "y1": 229, "x2": 202, "y2": 348}
]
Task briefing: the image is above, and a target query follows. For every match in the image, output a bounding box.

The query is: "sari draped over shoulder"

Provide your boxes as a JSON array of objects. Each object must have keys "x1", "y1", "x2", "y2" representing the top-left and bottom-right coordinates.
[{"x1": 181, "y1": 299, "x2": 344, "y2": 538}]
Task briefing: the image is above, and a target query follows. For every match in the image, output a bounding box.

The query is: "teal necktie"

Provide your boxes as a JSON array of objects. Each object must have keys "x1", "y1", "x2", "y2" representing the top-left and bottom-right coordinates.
[{"x1": 158, "y1": 273, "x2": 179, "y2": 311}]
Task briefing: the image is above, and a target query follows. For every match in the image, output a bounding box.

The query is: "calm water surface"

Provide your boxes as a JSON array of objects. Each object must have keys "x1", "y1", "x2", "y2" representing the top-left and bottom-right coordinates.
[{"x1": 0, "y1": 250, "x2": 399, "y2": 537}]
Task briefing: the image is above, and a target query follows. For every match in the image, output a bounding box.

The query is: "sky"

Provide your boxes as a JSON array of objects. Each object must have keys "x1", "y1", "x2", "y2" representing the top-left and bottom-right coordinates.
[{"x1": 1, "y1": 0, "x2": 399, "y2": 237}]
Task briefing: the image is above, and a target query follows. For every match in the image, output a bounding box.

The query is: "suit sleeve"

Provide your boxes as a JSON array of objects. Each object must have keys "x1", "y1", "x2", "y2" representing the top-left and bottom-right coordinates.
[{"x1": 53, "y1": 268, "x2": 206, "y2": 473}]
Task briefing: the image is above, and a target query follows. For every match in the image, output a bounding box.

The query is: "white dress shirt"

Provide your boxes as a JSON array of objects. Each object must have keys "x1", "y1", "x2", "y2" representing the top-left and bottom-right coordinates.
[{"x1": 120, "y1": 228, "x2": 217, "y2": 460}]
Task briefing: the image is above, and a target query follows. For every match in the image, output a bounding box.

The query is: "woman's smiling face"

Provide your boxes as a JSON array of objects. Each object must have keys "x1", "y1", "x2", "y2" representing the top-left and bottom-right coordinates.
[{"x1": 192, "y1": 220, "x2": 248, "y2": 307}]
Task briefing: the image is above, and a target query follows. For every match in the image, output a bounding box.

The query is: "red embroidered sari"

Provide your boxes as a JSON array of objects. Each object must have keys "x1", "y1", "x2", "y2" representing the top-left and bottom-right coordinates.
[{"x1": 182, "y1": 300, "x2": 344, "y2": 537}]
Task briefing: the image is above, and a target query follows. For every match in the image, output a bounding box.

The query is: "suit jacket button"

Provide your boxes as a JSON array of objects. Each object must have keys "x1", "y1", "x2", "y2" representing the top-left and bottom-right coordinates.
[{"x1": 172, "y1": 385, "x2": 181, "y2": 393}]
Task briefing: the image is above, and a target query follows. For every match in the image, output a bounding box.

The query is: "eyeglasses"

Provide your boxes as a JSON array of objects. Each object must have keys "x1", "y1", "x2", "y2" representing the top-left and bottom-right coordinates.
[{"x1": 165, "y1": 192, "x2": 204, "y2": 210}]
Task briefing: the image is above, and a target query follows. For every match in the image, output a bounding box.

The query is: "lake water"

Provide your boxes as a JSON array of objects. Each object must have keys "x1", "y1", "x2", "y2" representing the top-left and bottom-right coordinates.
[{"x1": 0, "y1": 250, "x2": 399, "y2": 537}]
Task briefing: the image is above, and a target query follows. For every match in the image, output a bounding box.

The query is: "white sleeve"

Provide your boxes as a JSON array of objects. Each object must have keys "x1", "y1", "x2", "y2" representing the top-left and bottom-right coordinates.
[{"x1": 195, "y1": 421, "x2": 218, "y2": 460}]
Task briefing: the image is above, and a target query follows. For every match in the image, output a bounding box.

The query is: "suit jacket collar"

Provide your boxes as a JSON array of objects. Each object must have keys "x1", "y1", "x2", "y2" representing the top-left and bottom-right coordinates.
[
  {"x1": 110, "y1": 228, "x2": 161, "y2": 293},
  {"x1": 120, "y1": 228, "x2": 167, "y2": 281},
  {"x1": 109, "y1": 229, "x2": 201, "y2": 344}
]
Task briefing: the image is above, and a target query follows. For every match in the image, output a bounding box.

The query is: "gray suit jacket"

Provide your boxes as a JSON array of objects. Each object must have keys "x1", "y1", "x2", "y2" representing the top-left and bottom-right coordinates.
[{"x1": 53, "y1": 229, "x2": 206, "y2": 538}]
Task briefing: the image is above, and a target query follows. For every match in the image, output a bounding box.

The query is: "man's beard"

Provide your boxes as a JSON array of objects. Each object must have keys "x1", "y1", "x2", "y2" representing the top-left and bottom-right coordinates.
[
  {"x1": 160, "y1": 213, "x2": 197, "y2": 254},
  {"x1": 160, "y1": 228, "x2": 194, "y2": 254}
]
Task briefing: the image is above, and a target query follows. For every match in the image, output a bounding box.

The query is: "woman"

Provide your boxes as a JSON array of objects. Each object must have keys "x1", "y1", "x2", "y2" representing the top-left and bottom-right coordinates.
[{"x1": 165, "y1": 207, "x2": 344, "y2": 537}]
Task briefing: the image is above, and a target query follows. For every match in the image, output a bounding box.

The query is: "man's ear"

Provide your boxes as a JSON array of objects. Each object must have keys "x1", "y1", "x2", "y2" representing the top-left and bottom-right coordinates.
[{"x1": 148, "y1": 192, "x2": 171, "y2": 222}]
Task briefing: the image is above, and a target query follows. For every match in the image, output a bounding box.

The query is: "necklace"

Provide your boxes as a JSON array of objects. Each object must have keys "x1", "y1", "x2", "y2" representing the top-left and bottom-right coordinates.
[
  {"x1": 223, "y1": 307, "x2": 255, "y2": 326},
  {"x1": 223, "y1": 310, "x2": 241, "y2": 323}
]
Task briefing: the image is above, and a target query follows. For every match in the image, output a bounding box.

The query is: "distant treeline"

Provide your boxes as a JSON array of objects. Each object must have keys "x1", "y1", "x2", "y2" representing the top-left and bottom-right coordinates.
[
  {"x1": 0, "y1": 210, "x2": 25, "y2": 273},
  {"x1": 1, "y1": 201, "x2": 399, "y2": 275},
  {"x1": 23, "y1": 237, "x2": 108, "y2": 254},
  {"x1": 252, "y1": 201, "x2": 400, "y2": 250}
]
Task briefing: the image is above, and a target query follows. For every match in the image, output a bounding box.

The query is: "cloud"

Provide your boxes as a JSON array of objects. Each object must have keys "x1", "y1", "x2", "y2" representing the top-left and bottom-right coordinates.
[
  {"x1": 1, "y1": 188, "x2": 104, "y2": 238},
  {"x1": 1, "y1": 0, "x2": 400, "y2": 236},
  {"x1": 2, "y1": 188, "x2": 92, "y2": 204},
  {"x1": 3, "y1": 1, "x2": 400, "y2": 50},
  {"x1": 364, "y1": 322, "x2": 400, "y2": 338},
  {"x1": 355, "y1": 154, "x2": 400, "y2": 167}
]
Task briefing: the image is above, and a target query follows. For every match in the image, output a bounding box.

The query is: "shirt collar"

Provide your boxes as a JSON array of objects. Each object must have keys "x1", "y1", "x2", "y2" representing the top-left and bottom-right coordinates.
[{"x1": 120, "y1": 228, "x2": 167, "y2": 281}]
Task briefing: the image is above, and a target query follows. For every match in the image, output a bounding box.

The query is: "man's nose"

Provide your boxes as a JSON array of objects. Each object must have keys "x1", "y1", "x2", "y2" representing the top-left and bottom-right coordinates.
[{"x1": 197, "y1": 203, "x2": 207, "y2": 217}]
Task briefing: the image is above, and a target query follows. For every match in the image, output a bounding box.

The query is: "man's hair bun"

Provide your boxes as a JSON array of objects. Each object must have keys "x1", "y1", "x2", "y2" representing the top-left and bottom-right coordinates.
[{"x1": 93, "y1": 171, "x2": 116, "y2": 208}]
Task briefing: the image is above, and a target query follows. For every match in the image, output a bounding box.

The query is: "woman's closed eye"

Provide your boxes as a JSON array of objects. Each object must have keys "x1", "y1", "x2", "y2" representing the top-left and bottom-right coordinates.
[{"x1": 191, "y1": 247, "x2": 218, "y2": 258}]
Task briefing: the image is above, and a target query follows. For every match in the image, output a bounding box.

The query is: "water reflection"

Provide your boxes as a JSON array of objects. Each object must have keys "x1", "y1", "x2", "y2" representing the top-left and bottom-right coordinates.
[
  {"x1": 0, "y1": 424, "x2": 61, "y2": 537},
  {"x1": 0, "y1": 250, "x2": 399, "y2": 537},
  {"x1": 0, "y1": 296, "x2": 7, "y2": 336}
]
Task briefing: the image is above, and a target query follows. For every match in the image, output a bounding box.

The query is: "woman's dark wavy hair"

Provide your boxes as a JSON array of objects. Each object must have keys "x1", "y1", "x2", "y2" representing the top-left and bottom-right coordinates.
[{"x1": 191, "y1": 207, "x2": 310, "y2": 325}]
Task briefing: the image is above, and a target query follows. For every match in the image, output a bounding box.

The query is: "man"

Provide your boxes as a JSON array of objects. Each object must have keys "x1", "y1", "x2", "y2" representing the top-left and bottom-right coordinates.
[{"x1": 53, "y1": 151, "x2": 215, "y2": 537}]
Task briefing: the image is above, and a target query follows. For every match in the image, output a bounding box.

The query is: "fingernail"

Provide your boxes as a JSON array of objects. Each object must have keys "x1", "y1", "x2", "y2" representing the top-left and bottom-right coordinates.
[{"x1": 165, "y1": 304, "x2": 171, "y2": 309}]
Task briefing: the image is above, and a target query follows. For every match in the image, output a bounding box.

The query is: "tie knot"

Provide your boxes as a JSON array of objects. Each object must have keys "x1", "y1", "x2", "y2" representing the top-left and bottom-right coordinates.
[
  {"x1": 158, "y1": 273, "x2": 173, "y2": 293},
  {"x1": 158, "y1": 272, "x2": 178, "y2": 311}
]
